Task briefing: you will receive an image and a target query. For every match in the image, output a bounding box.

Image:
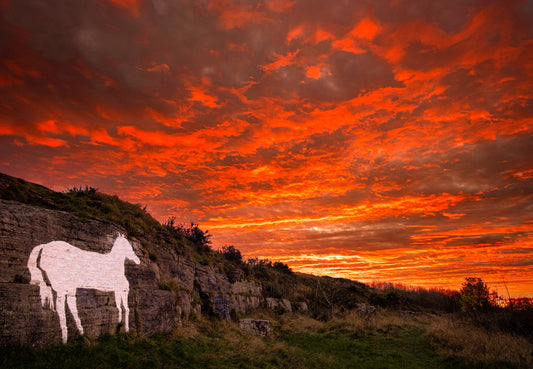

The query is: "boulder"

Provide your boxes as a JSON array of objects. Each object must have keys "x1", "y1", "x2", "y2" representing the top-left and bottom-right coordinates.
[
  {"x1": 355, "y1": 303, "x2": 376, "y2": 315},
  {"x1": 266, "y1": 298, "x2": 292, "y2": 313},
  {"x1": 295, "y1": 302, "x2": 308, "y2": 313},
  {"x1": 239, "y1": 319, "x2": 272, "y2": 336}
]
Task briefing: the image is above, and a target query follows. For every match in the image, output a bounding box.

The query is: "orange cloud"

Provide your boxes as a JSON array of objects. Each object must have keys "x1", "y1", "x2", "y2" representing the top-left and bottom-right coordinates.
[
  {"x1": 139, "y1": 63, "x2": 170, "y2": 73},
  {"x1": 305, "y1": 65, "x2": 322, "y2": 79},
  {"x1": 350, "y1": 18, "x2": 381, "y2": 40},
  {"x1": 0, "y1": 124, "x2": 16, "y2": 135},
  {"x1": 207, "y1": 194, "x2": 469, "y2": 230},
  {"x1": 260, "y1": 49, "x2": 300, "y2": 72},
  {"x1": 24, "y1": 135, "x2": 66, "y2": 147},
  {"x1": 311, "y1": 29, "x2": 335, "y2": 44},
  {"x1": 287, "y1": 25, "x2": 305, "y2": 43},
  {"x1": 189, "y1": 86, "x2": 220, "y2": 108},
  {"x1": 35, "y1": 120, "x2": 59, "y2": 134},
  {"x1": 117, "y1": 126, "x2": 207, "y2": 148}
]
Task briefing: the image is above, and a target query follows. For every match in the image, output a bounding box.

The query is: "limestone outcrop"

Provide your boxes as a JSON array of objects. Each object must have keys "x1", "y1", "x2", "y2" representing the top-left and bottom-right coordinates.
[
  {"x1": 0, "y1": 198, "x2": 272, "y2": 347},
  {"x1": 266, "y1": 297, "x2": 292, "y2": 313}
]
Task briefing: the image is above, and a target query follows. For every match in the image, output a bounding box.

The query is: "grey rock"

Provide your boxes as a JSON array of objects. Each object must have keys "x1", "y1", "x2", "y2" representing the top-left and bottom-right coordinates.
[
  {"x1": 239, "y1": 319, "x2": 272, "y2": 336},
  {"x1": 213, "y1": 294, "x2": 231, "y2": 320},
  {"x1": 266, "y1": 298, "x2": 292, "y2": 312},
  {"x1": 230, "y1": 295, "x2": 262, "y2": 313},
  {"x1": 355, "y1": 303, "x2": 376, "y2": 315},
  {"x1": 231, "y1": 281, "x2": 262, "y2": 296},
  {"x1": 295, "y1": 302, "x2": 308, "y2": 313}
]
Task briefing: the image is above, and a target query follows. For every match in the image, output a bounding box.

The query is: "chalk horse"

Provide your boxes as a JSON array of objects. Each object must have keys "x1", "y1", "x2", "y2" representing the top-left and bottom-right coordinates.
[{"x1": 27, "y1": 234, "x2": 140, "y2": 343}]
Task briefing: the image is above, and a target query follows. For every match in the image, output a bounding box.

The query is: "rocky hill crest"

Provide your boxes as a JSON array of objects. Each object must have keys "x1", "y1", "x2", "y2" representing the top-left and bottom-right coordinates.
[{"x1": 0, "y1": 173, "x2": 306, "y2": 347}]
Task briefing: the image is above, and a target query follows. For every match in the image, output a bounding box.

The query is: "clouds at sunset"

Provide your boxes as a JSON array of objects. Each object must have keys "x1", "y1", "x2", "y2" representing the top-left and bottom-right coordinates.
[{"x1": 1, "y1": 0, "x2": 532, "y2": 296}]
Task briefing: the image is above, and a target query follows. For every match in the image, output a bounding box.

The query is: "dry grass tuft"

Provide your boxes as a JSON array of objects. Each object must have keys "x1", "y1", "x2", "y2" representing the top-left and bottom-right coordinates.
[
  {"x1": 282, "y1": 313, "x2": 327, "y2": 333},
  {"x1": 327, "y1": 310, "x2": 532, "y2": 367},
  {"x1": 330, "y1": 309, "x2": 434, "y2": 332},
  {"x1": 426, "y1": 315, "x2": 533, "y2": 368},
  {"x1": 174, "y1": 321, "x2": 200, "y2": 339}
]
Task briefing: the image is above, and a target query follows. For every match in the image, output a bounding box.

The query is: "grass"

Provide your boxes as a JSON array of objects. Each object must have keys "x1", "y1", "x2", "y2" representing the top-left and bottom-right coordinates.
[
  {"x1": 1, "y1": 311, "x2": 529, "y2": 369},
  {"x1": 426, "y1": 315, "x2": 533, "y2": 368},
  {"x1": 281, "y1": 328, "x2": 448, "y2": 368}
]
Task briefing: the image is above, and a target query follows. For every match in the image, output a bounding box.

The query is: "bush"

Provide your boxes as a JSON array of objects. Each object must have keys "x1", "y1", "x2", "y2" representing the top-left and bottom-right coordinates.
[
  {"x1": 460, "y1": 277, "x2": 494, "y2": 313},
  {"x1": 164, "y1": 218, "x2": 212, "y2": 253},
  {"x1": 273, "y1": 261, "x2": 292, "y2": 274},
  {"x1": 219, "y1": 245, "x2": 242, "y2": 264}
]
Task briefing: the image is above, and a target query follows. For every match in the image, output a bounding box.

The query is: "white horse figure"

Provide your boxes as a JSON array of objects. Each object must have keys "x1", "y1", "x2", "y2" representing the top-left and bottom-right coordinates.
[{"x1": 27, "y1": 233, "x2": 140, "y2": 343}]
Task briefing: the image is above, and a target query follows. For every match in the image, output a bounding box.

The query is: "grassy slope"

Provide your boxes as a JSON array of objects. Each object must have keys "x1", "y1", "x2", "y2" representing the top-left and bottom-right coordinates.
[
  {"x1": 1, "y1": 311, "x2": 527, "y2": 369},
  {"x1": 0, "y1": 173, "x2": 163, "y2": 238}
]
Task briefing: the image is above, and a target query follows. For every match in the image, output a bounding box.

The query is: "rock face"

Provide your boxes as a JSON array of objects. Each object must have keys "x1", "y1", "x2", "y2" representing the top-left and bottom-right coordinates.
[
  {"x1": 239, "y1": 319, "x2": 272, "y2": 336},
  {"x1": 266, "y1": 298, "x2": 292, "y2": 313},
  {"x1": 0, "y1": 199, "x2": 271, "y2": 347},
  {"x1": 355, "y1": 303, "x2": 376, "y2": 316}
]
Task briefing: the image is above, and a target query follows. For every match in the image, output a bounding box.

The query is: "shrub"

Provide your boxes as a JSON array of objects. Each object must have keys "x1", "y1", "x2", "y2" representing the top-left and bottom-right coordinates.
[
  {"x1": 159, "y1": 280, "x2": 179, "y2": 292},
  {"x1": 164, "y1": 218, "x2": 212, "y2": 253},
  {"x1": 460, "y1": 277, "x2": 494, "y2": 312},
  {"x1": 273, "y1": 261, "x2": 292, "y2": 274},
  {"x1": 219, "y1": 245, "x2": 242, "y2": 264},
  {"x1": 162, "y1": 217, "x2": 220, "y2": 263},
  {"x1": 66, "y1": 185, "x2": 98, "y2": 196}
]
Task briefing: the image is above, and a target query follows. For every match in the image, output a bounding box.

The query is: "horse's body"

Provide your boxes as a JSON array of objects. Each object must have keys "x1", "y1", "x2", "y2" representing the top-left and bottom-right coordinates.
[{"x1": 27, "y1": 234, "x2": 140, "y2": 343}]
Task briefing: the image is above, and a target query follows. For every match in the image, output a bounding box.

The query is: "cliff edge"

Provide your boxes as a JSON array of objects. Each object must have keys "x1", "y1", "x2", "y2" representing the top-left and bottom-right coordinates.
[{"x1": 0, "y1": 173, "x2": 268, "y2": 346}]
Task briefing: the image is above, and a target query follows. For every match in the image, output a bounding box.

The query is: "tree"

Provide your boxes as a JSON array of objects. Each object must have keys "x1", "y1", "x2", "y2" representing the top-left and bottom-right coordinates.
[{"x1": 460, "y1": 277, "x2": 493, "y2": 312}]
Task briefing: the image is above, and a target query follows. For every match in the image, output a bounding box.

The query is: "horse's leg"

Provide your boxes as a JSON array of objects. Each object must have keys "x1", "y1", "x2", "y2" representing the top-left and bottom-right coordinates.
[
  {"x1": 55, "y1": 294, "x2": 68, "y2": 344},
  {"x1": 66, "y1": 293, "x2": 84, "y2": 336},
  {"x1": 114, "y1": 291, "x2": 123, "y2": 325},
  {"x1": 122, "y1": 290, "x2": 130, "y2": 332}
]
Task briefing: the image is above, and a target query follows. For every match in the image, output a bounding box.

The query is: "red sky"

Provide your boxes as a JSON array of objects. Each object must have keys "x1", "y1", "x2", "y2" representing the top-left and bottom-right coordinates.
[{"x1": 1, "y1": 0, "x2": 532, "y2": 297}]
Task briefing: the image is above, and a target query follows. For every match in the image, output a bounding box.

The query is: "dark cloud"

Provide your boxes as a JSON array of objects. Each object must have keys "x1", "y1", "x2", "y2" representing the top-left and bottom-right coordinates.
[{"x1": 303, "y1": 51, "x2": 403, "y2": 101}]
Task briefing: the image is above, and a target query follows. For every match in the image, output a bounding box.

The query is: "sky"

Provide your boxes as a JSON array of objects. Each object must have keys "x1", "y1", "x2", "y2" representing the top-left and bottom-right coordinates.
[{"x1": 1, "y1": 0, "x2": 532, "y2": 297}]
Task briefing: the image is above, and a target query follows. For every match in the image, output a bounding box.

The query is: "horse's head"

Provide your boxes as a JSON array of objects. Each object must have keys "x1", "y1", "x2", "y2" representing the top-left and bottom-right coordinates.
[{"x1": 113, "y1": 234, "x2": 141, "y2": 265}]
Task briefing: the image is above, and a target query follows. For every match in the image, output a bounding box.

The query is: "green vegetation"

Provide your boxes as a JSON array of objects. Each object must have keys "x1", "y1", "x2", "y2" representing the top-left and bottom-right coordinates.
[
  {"x1": 282, "y1": 327, "x2": 449, "y2": 368},
  {"x1": 158, "y1": 280, "x2": 179, "y2": 292},
  {"x1": 1, "y1": 311, "x2": 530, "y2": 369},
  {"x1": 0, "y1": 173, "x2": 162, "y2": 239}
]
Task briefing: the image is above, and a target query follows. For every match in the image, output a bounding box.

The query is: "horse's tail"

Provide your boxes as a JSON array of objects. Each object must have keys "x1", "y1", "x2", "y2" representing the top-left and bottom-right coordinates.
[{"x1": 27, "y1": 244, "x2": 55, "y2": 311}]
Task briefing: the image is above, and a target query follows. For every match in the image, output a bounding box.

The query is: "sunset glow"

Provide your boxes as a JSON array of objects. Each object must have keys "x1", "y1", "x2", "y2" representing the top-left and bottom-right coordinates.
[{"x1": 1, "y1": 0, "x2": 532, "y2": 297}]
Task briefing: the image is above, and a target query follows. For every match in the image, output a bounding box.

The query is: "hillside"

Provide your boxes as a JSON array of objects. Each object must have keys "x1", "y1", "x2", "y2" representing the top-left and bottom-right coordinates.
[
  {"x1": 0, "y1": 173, "x2": 531, "y2": 368},
  {"x1": 0, "y1": 172, "x2": 458, "y2": 320}
]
